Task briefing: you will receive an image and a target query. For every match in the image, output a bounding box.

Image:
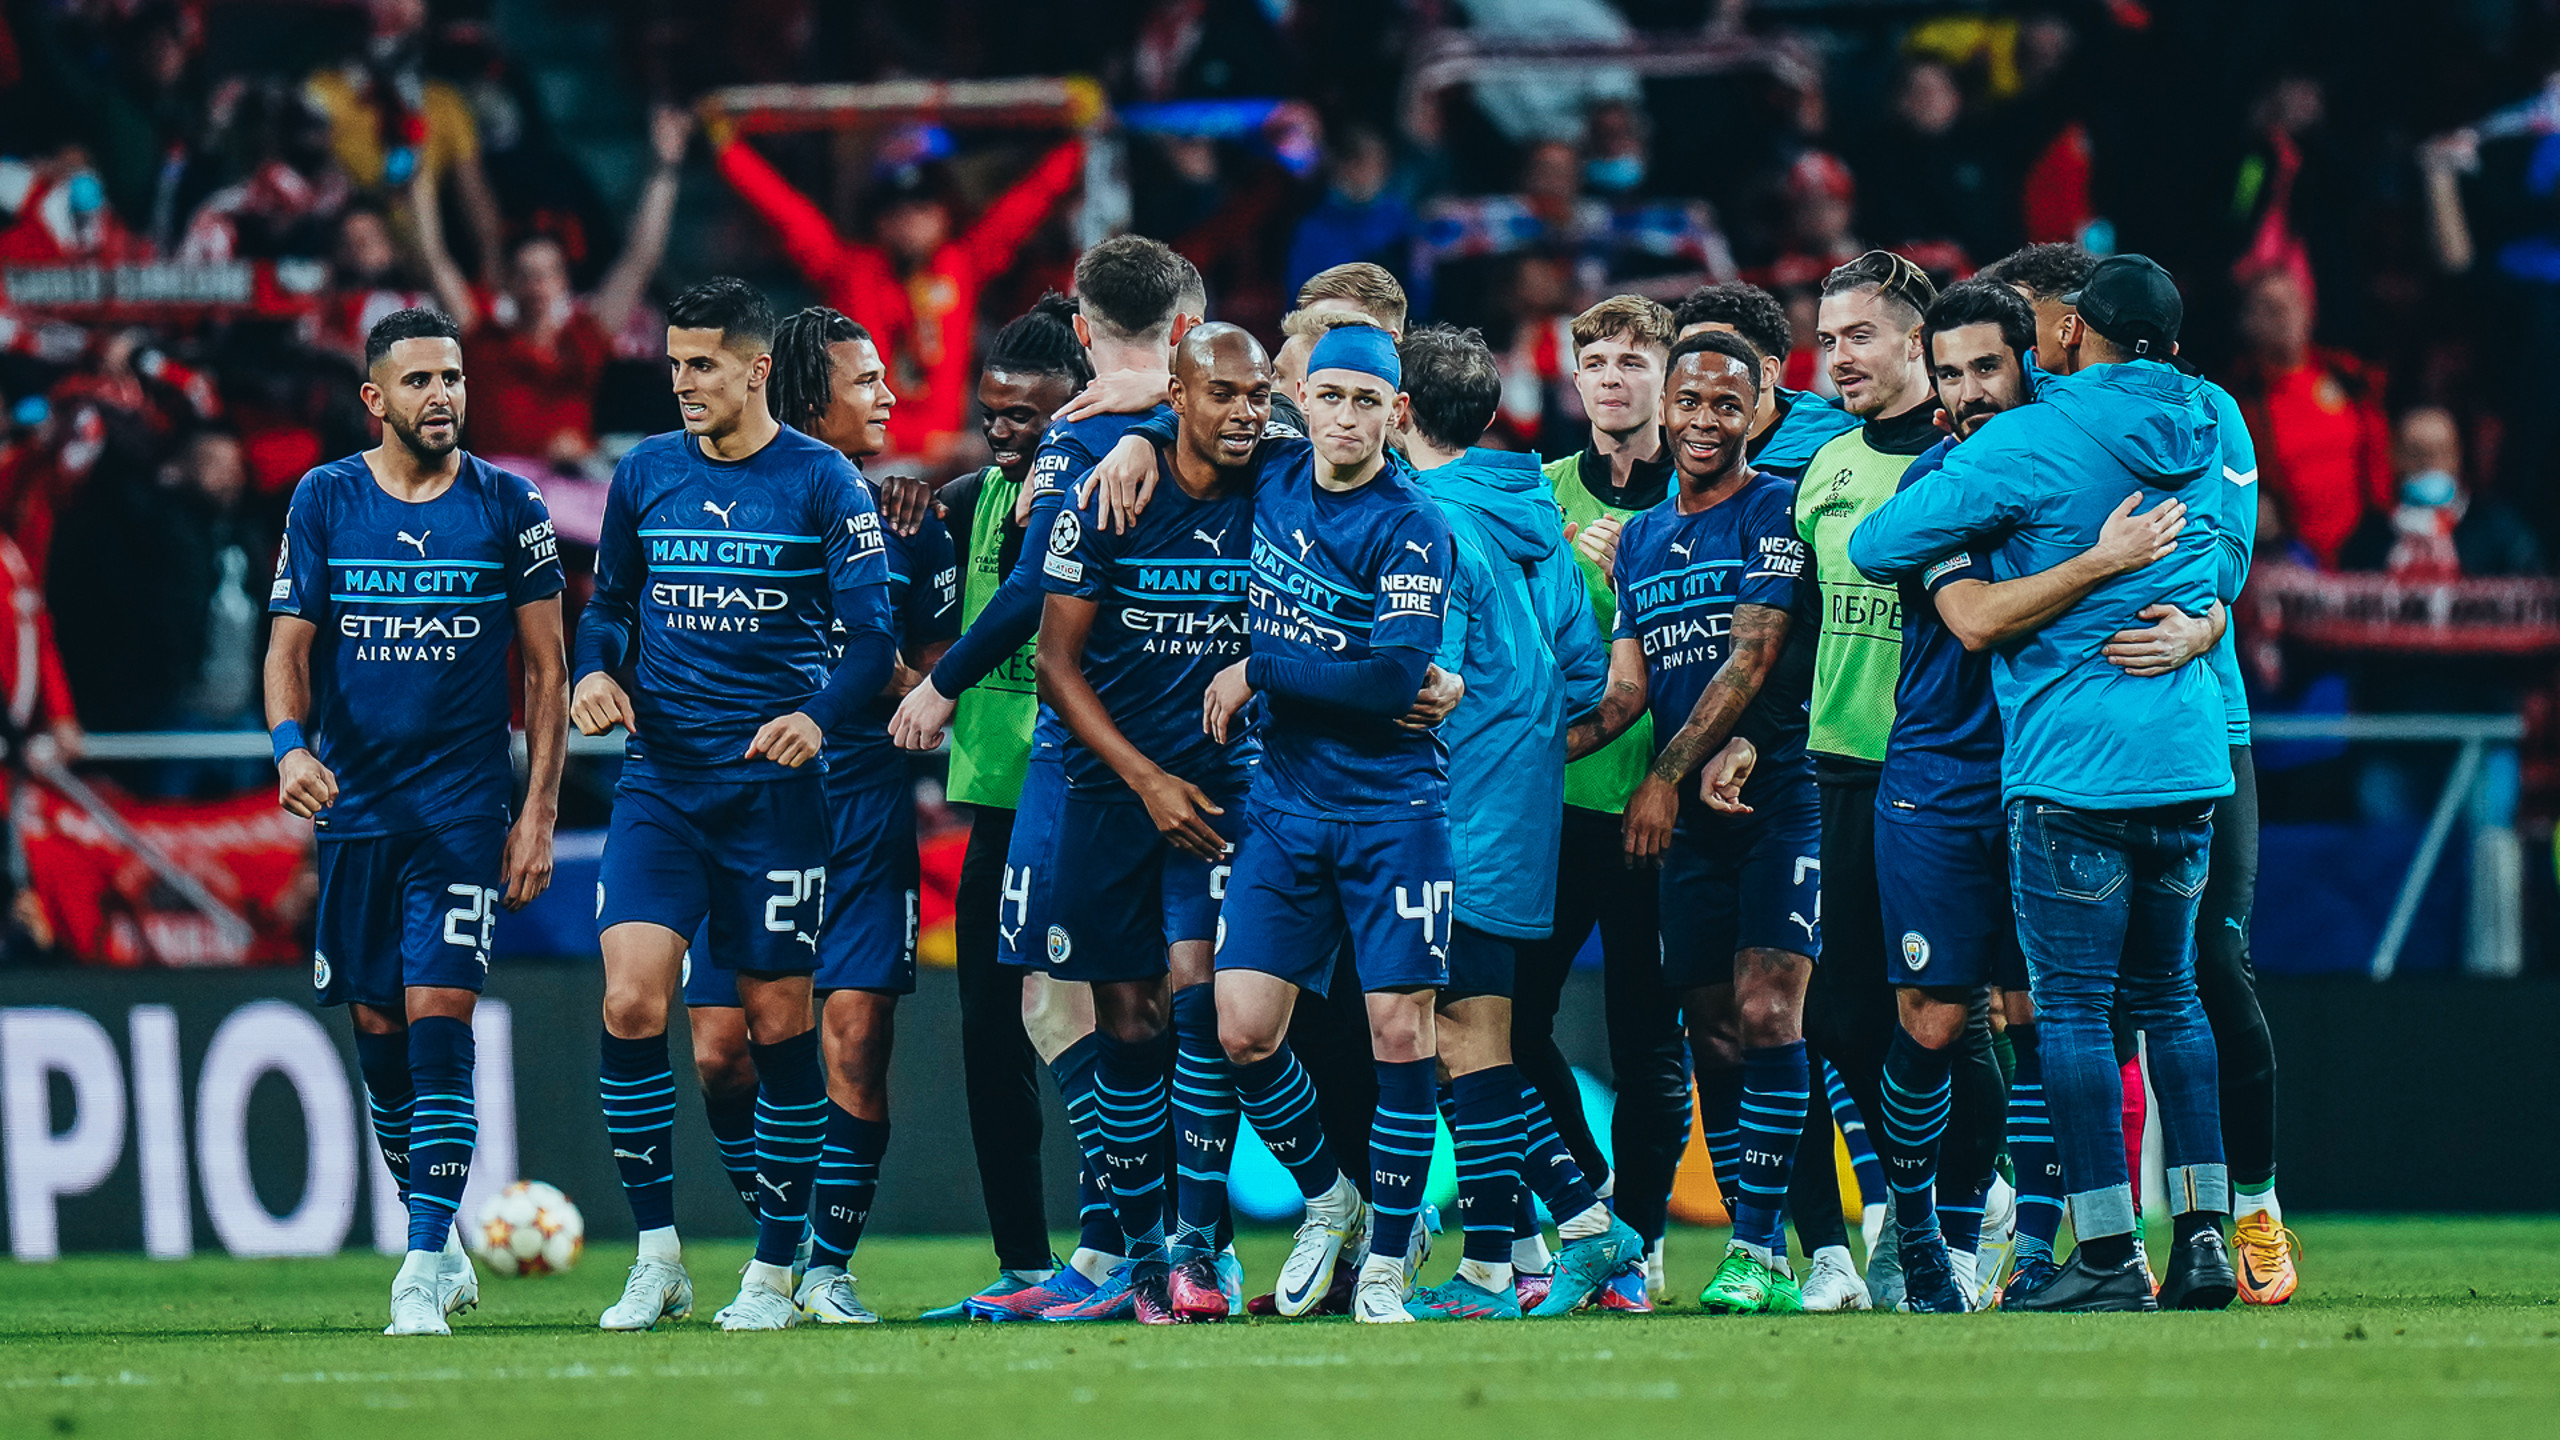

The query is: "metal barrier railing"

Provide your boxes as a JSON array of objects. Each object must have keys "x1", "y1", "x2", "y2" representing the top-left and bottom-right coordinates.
[{"x1": 2248, "y1": 714, "x2": 2526, "y2": 979}]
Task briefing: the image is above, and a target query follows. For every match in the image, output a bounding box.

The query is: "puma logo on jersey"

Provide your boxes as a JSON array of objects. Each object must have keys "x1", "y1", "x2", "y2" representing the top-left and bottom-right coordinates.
[
  {"x1": 1790, "y1": 912, "x2": 1817, "y2": 943},
  {"x1": 396, "y1": 530, "x2": 431, "y2": 557},
  {"x1": 1193, "y1": 526, "x2": 1230, "y2": 551},
  {"x1": 613, "y1": 1147, "x2": 660, "y2": 1166},
  {"x1": 1404, "y1": 539, "x2": 1434, "y2": 563},
  {"x1": 1291, "y1": 528, "x2": 1317, "y2": 561},
  {"x1": 757, "y1": 1173, "x2": 791, "y2": 1201},
  {"x1": 702, "y1": 500, "x2": 739, "y2": 527},
  {"x1": 1669, "y1": 539, "x2": 1694, "y2": 561},
  {"x1": 794, "y1": 931, "x2": 818, "y2": 951}
]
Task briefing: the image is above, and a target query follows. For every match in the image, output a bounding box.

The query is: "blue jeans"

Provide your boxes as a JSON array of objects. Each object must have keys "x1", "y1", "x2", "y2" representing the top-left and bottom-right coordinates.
[{"x1": 2007, "y1": 800, "x2": 2228, "y2": 1239}]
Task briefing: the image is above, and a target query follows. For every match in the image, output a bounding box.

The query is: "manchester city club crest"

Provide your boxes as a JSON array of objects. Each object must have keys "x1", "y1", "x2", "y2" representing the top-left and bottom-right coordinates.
[
  {"x1": 313, "y1": 951, "x2": 332, "y2": 989},
  {"x1": 1901, "y1": 931, "x2": 1930, "y2": 972},
  {"x1": 1047, "y1": 925, "x2": 1072, "y2": 964}
]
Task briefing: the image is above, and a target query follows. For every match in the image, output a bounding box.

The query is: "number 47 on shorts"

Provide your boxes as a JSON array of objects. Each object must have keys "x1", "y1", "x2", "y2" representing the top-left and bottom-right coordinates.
[{"x1": 1396, "y1": 881, "x2": 1454, "y2": 941}]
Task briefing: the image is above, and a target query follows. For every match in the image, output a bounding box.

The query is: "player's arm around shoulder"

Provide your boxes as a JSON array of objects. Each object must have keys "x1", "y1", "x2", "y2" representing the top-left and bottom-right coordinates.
[{"x1": 1846, "y1": 416, "x2": 2032, "y2": 582}]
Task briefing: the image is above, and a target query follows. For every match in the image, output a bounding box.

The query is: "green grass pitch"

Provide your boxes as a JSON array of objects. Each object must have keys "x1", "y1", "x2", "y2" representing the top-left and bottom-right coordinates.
[{"x1": 6, "y1": 1218, "x2": 2556, "y2": 1440}]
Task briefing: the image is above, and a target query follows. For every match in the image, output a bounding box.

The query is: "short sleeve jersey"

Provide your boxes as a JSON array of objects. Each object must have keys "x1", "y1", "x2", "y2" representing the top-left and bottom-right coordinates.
[
  {"x1": 573, "y1": 427, "x2": 891, "y2": 778},
  {"x1": 1246, "y1": 438, "x2": 1454, "y2": 819},
  {"x1": 1876, "y1": 438, "x2": 2004, "y2": 827},
  {"x1": 1041, "y1": 449, "x2": 1257, "y2": 800},
  {"x1": 269, "y1": 452, "x2": 563, "y2": 837},
  {"x1": 1612, "y1": 469, "x2": 1815, "y2": 817}
]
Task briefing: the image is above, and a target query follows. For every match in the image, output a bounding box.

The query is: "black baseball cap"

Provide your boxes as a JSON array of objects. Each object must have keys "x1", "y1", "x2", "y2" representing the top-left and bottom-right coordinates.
[{"x1": 2064, "y1": 253, "x2": 2182, "y2": 358}]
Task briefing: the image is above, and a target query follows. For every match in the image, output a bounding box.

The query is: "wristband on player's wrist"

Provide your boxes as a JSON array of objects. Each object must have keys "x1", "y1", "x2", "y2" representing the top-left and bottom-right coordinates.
[{"x1": 270, "y1": 721, "x2": 309, "y2": 765}]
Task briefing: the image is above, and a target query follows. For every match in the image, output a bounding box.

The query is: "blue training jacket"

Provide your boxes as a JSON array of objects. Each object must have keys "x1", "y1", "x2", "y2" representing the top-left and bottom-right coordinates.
[
  {"x1": 1414, "y1": 447, "x2": 1609, "y2": 940},
  {"x1": 1846, "y1": 359, "x2": 2237, "y2": 811}
]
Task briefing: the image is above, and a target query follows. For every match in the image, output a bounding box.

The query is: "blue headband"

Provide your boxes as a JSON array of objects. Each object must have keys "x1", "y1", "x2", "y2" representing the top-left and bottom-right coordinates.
[{"x1": 1307, "y1": 325, "x2": 1401, "y2": 389}]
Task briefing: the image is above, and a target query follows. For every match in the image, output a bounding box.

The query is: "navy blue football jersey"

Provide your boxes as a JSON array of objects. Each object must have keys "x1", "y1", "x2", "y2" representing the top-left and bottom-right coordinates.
[
  {"x1": 270, "y1": 452, "x2": 563, "y2": 836},
  {"x1": 1876, "y1": 437, "x2": 2004, "y2": 828},
  {"x1": 1241, "y1": 436, "x2": 1453, "y2": 819},
  {"x1": 846, "y1": 475, "x2": 959, "y2": 735},
  {"x1": 573, "y1": 427, "x2": 893, "y2": 778},
  {"x1": 1612, "y1": 469, "x2": 1815, "y2": 816},
  {"x1": 928, "y1": 405, "x2": 1173, "y2": 697},
  {"x1": 1041, "y1": 448, "x2": 1256, "y2": 799}
]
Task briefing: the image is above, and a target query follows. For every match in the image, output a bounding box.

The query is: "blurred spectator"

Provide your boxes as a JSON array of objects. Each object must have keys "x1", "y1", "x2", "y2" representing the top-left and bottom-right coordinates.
[
  {"x1": 178, "y1": 85, "x2": 354, "y2": 264},
  {"x1": 303, "y1": 0, "x2": 505, "y2": 281},
  {"x1": 313, "y1": 201, "x2": 437, "y2": 365},
  {"x1": 2422, "y1": 89, "x2": 2560, "y2": 550},
  {"x1": 1490, "y1": 249, "x2": 1580, "y2": 453},
  {"x1": 433, "y1": 18, "x2": 611, "y2": 275},
  {"x1": 713, "y1": 120, "x2": 1084, "y2": 467},
  {"x1": 1852, "y1": 62, "x2": 2009, "y2": 273},
  {"x1": 2339, "y1": 406, "x2": 2546, "y2": 580},
  {"x1": 2226, "y1": 76, "x2": 2326, "y2": 309},
  {"x1": 1419, "y1": 130, "x2": 1734, "y2": 318},
  {"x1": 0, "y1": 146, "x2": 149, "y2": 264},
  {"x1": 1129, "y1": 0, "x2": 1297, "y2": 102},
  {"x1": 1581, "y1": 101, "x2": 1649, "y2": 199},
  {"x1": 1763, "y1": 150, "x2": 1863, "y2": 290},
  {"x1": 416, "y1": 109, "x2": 688, "y2": 467},
  {"x1": 0, "y1": 526, "x2": 80, "y2": 762},
  {"x1": 49, "y1": 427, "x2": 271, "y2": 743},
  {"x1": 2226, "y1": 266, "x2": 2391, "y2": 569},
  {"x1": 3, "y1": 1, "x2": 207, "y2": 233},
  {"x1": 2335, "y1": 407, "x2": 2538, "y2": 874},
  {"x1": 1286, "y1": 126, "x2": 1420, "y2": 296}
]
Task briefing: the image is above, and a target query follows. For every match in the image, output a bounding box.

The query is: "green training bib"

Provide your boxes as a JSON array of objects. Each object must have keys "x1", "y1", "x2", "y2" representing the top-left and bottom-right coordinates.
[
  {"x1": 1791, "y1": 429, "x2": 1917, "y2": 766},
  {"x1": 944, "y1": 467, "x2": 1040, "y2": 808},
  {"x1": 1546, "y1": 454, "x2": 1656, "y2": 814}
]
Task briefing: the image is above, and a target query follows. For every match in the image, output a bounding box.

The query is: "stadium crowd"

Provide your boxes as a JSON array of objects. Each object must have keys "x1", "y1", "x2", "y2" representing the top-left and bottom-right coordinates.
[{"x1": 4, "y1": 2, "x2": 2556, "y2": 841}]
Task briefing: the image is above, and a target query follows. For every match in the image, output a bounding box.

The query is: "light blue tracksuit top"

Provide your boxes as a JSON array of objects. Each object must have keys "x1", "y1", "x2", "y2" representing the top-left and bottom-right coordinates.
[
  {"x1": 1414, "y1": 447, "x2": 1609, "y2": 939},
  {"x1": 1846, "y1": 359, "x2": 2239, "y2": 811}
]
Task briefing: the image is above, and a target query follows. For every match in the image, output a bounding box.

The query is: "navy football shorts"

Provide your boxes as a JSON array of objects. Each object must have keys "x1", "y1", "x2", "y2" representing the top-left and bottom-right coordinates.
[
  {"x1": 678, "y1": 919, "x2": 728, "y2": 1007},
  {"x1": 1657, "y1": 787, "x2": 1822, "y2": 991},
  {"x1": 1216, "y1": 803, "x2": 1453, "y2": 997},
  {"x1": 1874, "y1": 804, "x2": 2022, "y2": 990},
  {"x1": 597, "y1": 766, "x2": 829, "y2": 978},
  {"x1": 815, "y1": 747, "x2": 919, "y2": 995},
  {"x1": 313, "y1": 816, "x2": 506, "y2": 1007},
  {"x1": 995, "y1": 742, "x2": 1066, "y2": 970},
  {"x1": 682, "y1": 752, "x2": 918, "y2": 1003},
  {"x1": 1042, "y1": 790, "x2": 1241, "y2": 984},
  {"x1": 1443, "y1": 922, "x2": 1516, "y2": 1003}
]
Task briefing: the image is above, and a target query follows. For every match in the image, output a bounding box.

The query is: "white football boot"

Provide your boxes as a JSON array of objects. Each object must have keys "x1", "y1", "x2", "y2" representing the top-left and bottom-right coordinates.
[
  {"x1": 718, "y1": 1262, "x2": 802, "y2": 1331},
  {"x1": 438, "y1": 1225, "x2": 479, "y2": 1317},
  {"x1": 1972, "y1": 1175, "x2": 2018, "y2": 1310},
  {"x1": 598, "y1": 1255, "x2": 693, "y2": 1331},
  {"x1": 1273, "y1": 1175, "x2": 1364, "y2": 1317},
  {"x1": 1799, "y1": 1244, "x2": 1874, "y2": 1311},
  {"x1": 1352, "y1": 1256, "x2": 1415, "y2": 1324},
  {"x1": 385, "y1": 1251, "x2": 450, "y2": 1336}
]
